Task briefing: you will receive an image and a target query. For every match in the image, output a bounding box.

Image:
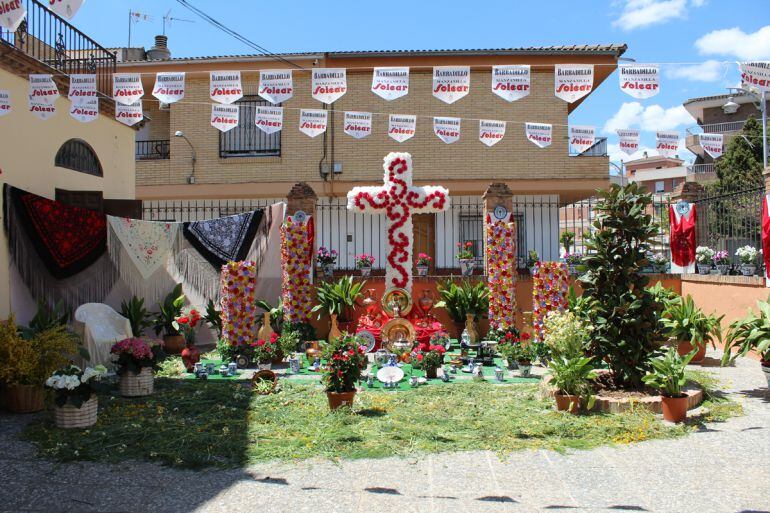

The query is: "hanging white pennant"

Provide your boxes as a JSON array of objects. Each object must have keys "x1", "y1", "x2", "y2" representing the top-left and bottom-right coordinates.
[
  {"x1": 47, "y1": 0, "x2": 84, "y2": 20},
  {"x1": 617, "y1": 128, "x2": 640, "y2": 156},
  {"x1": 618, "y1": 64, "x2": 659, "y2": 99},
  {"x1": 0, "y1": 89, "x2": 10, "y2": 117},
  {"x1": 554, "y1": 64, "x2": 594, "y2": 103},
  {"x1": 344, "y1": 111, "x2": 372, "y2": 139},
  {"x1": 211, "y1": 104, "x2": 239, "y2": 132},
  {"x1": 388, "y1": 114, "x2": 416, "y2": 143},
  {"x1": 258, "y1": 70, "x2": 293, "y2": 104},
  {"x1": 432, "y1": 66, "x2": 470, "y2": 104},
  {"x1": 112, "y1": 73, "x2": 144, "y2": 106},
  {"x1": 210, "y1": 71, "x2": 243, "y2": 104},
  {"x1": 479, "y1": 119, "x2": 505, "y2": 147},
  {"x1": 656, "y1": 131, "x2": 680, "y2": 158},
  {"x1": 0, "y1": 0, "x2": 26, "y2": 31},
  {"x1": 434, "y1": 117, "x2": 461, "y2": 144},
  {"x1": 699, "y1": 133, "x2": 724, "y2": 159},
  {"x1": 68, "y1": 74, "x2": 96, "y2": 104},
  {"x1": 299, "y1": 109, "x2": 328, "y2": 137},
  {"x1": 70, "y1": 97, "x2": 98, "y2": 123},
  {"x1": 491, "y1": 65, "x2": 530, "y2": 102},
  {"x1": 152, "y1": 72, "x2": 185, "y2": 104},
  {"x1": 738, "y1": 61, "x2": 770, "y2": 93},
  {"x1": 525, "y1": 123, "x2": 552, "y2": 148},
  {"x1": 115, "y1": 101, "x2": 143, "y2": 126},
  {"x1": 311, "y1": 68, "x2": 347, "y2": 104},
  {"x1": 372, "y1": 67, "x2": 409, "y2": 101},
  {"x1": 569, "y1": 125, "x2": 596, "y2": 154},
  {"x1": 29, "y1": 98, "x2": 56, "y2": 120},
  {"x1": 29, "y1": 74, "x2": 59, "y2": 105},
  {"x1": 255, "y1": 106, "x2": 283, "y2": 134}
]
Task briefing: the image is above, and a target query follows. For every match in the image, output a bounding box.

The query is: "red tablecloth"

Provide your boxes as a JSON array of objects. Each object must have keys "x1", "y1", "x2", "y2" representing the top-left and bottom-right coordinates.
[{"x1": 356, "y1": 311, "x2": 445, "y2": 352}]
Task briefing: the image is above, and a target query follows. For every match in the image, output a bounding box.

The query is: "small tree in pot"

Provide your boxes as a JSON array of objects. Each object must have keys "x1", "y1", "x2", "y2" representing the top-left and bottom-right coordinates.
[
  {"x1": 642, "y1": 347, "x2": 696, "y2": 423},
  {"x1": 547, "y1": 355, "x2": 597, "y2": 414},
  {"x1": 322, "y1": 334, "x2": 367, "y2": 410},
  {"x1": 417, "y1": 344, "x2": 446, "y2": 379},
  {"x1": 153, "y1": 283, "x2": 186, "y2": 354}
]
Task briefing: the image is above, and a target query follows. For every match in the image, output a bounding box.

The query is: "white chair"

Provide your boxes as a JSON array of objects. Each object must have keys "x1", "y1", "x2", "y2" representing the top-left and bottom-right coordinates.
[{"x1": 74, "y1": 303, "x2": 133, "y2": 367}]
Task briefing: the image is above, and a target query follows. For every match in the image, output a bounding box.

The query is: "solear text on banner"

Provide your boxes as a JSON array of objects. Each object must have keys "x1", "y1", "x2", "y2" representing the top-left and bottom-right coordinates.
[
  {"x1": 299, "y1": 109, "x2": 328, "y2": 137},
  {"x1": 29, "y1": 97, "x2": 55, "y2": 120},
  {"x1": 112, "y1": 73, "x2": 143, "y2": 106},
  {"x1": 211, "y1": 104, "x2": 239, "y2": 132},
  {"x1": 259, "y1": 70, "x2": 293, "y2": 104},
  {"x1": 699, "y1": 133, "x2": 724, "y2": 159},
  {"x1": 569, "y1": 125, "x2": 596, "y2": 154},
  {"x1": 739, "y1": 61, "x2": 770, "y2": 93},
  {"x1": 311, "y1": 68, "x2": 347, "y2": 104},
  {"x1": 554, "y1": 64, "x2": 594, "y2": 103},
  {"x1": 479, "y1": 120, "x2": 506, "y2": 147},
  {"x1": 388, "y1": 114, "x2": 416, "y2": 143},
  {"x1": 618, "y1": 64, "x2": 659, "y2": 99},
  {"x1": 210, "y1": 71, "x2": 243, "y2": 104},
  {"x1": 0, "y1": 0, "x2": 26, "y2": 32},
  {"x1": 434, "y1": 117, "x2": 461, "y2": 144},
  {"x1": 372, "y1": 67, "x2": 409, "y2": 101},
  {"x1": 29, "y1": 74, "x2": 59, "y2": 105},
  {"x1": 70, "y1": 98, "x2": 98, "y2": 123},
  {"x1": 115, "y1": 101, "x2": 143, "y2": 126},
  {"x1": 432, "y1": 66, "x2": 470, "y2": 104},
  {"x1": 344, "y1": 111, "x2": 372, "y2": 139},
  {"x1": 525, "y1": 123, "x2": 552, "y2": 148},
  {"x1": 491, "y1": 65, "x2": 530, "y2": 102},
  {"x1": 656, "y1": 131, "x2": 680, "y2": 158},
  {"x1": 0, "y1": 90, "x2": 10, "y2": 117},
  {"x1": 617, "y1": 129, "x2": 640, "y2": 156},
  {"x1": 152, "y1": 72, "x2": 185, "y2": 104},
  {"x1": 68, "y1": 74, "x2": 96, "y2": 104},
  {"x1": 254, "y1": 106, "x2": 283, "y2": 134}
]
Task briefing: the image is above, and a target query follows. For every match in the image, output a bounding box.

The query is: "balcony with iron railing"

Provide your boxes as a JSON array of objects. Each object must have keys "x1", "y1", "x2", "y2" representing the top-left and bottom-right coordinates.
[
  {"x1": 685, "y1": 120, "x2": 747, "y2": 136},
  {"x1": 136, "y1": 140, "x2": 171, "y2": 160},
  {"x1": 0, "y1": 0, "x2": 116, "y2": 98},
  {"x1": 569, "y1": 137, "x2": 608, "y2": 157}
]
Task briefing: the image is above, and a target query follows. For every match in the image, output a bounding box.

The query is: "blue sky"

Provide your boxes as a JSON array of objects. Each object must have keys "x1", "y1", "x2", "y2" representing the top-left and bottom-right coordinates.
[{"x1": 72, "y1": 0, "x2": 770, "y2": 167}]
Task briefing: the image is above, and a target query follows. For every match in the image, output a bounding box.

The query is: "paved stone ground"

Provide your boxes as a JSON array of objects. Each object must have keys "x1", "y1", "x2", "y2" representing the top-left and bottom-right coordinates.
[{"x1": 1, "y1": 349, "x2": 768, "y2": 513}]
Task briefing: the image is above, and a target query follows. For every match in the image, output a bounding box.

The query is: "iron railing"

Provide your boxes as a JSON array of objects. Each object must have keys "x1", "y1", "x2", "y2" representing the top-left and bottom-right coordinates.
[
  {"x1": 0, "y1": 0, "x2": 116, "y2": 97},
  {"x1": 142, "y1": 198, "x2": 281, "y2": 223},
  {"x1": 686, "y1": 120, "x2": 747, "y2": 136},
  {"x1": 219, "y1": 96, "x2": 281, "y2": 158},
  {"x1": 689, "y1": 163, "x2": 715, "y2": 174},
  {"x1": 569, "y1": 137, "x2": 608, "y2": 157},
  {"x1": 136, "y1": 140, "x2": 170, "y2": 160}
]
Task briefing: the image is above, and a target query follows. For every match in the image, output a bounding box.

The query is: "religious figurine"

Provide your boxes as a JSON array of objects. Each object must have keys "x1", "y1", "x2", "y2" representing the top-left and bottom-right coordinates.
[{"x1": 464, "y1": 313, "x2": 478, "y2": 344}]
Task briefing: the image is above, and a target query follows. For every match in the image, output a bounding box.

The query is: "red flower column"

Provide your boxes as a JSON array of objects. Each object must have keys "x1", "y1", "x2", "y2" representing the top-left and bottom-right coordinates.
[
  {"x1": 483, "y1": 183, "x2": 517, "y2": 329},
  {"x1": 532, "y1": 262, "x2": 569, "y2": 342},
  {"x1": 220, "y1": 261, "x2": 258, "y2": 346}
]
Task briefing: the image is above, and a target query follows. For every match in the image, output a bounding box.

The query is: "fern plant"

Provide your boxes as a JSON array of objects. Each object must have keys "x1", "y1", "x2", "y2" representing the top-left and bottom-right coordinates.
[
  {"x1": 311, "y1": 276, "x2": 365, "y2": 322},
  {"x1": 435, "y1": 280, "x2": 489, "y2": 323}
]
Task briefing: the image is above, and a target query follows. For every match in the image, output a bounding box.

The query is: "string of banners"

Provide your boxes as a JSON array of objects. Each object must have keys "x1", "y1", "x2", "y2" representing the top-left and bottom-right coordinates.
[{"x1": 0, "y1": 0, "x2": 84, "y2": 31}]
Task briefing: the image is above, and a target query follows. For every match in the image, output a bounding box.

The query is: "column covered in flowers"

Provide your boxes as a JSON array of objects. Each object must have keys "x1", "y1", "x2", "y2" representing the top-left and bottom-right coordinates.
[
  {"x1": 532, "y1": 262, "x2": 569, "y2": 342},
  {"x1": 483, "y1": 183, "x2": 517, "y2": 329},
  {"x1": 281, "y1": 215, "x2": 314, "y2": 323},
  {"x1": 220, "y1": 261, "x2": 258, "y2": 346}
]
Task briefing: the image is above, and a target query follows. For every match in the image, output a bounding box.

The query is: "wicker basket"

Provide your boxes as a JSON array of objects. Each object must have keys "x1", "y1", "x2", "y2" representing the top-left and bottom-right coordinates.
[
  {"x1": 3, "y1": 384, "x2": 45, "y2": 413},
  {"x1": 119, "y1": 367, "x2": 154, "y2": 397},
  {"x1": 54, "y1": 395, "x2": 98, "y2": 429}
]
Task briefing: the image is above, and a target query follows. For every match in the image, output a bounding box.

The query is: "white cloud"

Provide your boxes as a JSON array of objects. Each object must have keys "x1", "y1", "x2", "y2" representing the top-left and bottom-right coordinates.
[
  {"x1": 695, "y1": 25, "x2": 770, "y2": 60},
  {"x1": 612, "y1": 0, "x2": 704, "y2": 31},
  {"x1": 666, "y1": 60, "x2": 726, "y2": 82},
  {"x1": 603, "y1": 102, "x2": 695, "y2": 134}
]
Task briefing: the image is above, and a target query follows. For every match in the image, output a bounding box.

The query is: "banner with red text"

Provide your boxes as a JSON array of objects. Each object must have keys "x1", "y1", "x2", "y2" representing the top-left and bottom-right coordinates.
[
  {"x1": 739, "y1": 61, "x2": 770, "y2": 93},
  {"x1": 152, "y1": 72, "x2": 185, "y2": 104},
  {"x1": 311, "y1": 68, "x2": 347, "y2": 104},
  {"x1": 569, "y1": 125, "x2": 595, "y2": 154},
  {"x1": 255, "y1": 106, "x2": 283, "y2": 134},
  {"x1": 371, "y1": 67, "x2": 409, "y2": 101},
  {"x1": 299, "y1": 109, "x2": 328, "y2": 137},
  {"x1": 617, "y1": 128, "x2": 640, "y2": 155},
  {"x1": 70, "y1": 98, "x2": 98, "y2": 123},
  {"x1": 618, "y1": 64, "x2": 659, "y2": 99},
  {"x1": 388, "y1": 114, "x2": 416, "y2": 143},
  {"x1": 115, "y1": 101, "x2": 143, "y2": 126},
  {"x1": 699, "y1": 133, "x2": 724, "y2": 159},
  {"x1": 0, "y1": 90, "x2": 10, "y2": 117},
  {"x1": 656, "y1": 131, "x2": 680, "y2": 158},
  {"x1": 210, "y1": 71, "x2": 243, "y2": 105},
  {"x1": 113, "y1": 73, "x2": 143, "y2": 106},
  {"x1": 68, "y1": 74, "x2": 96, "y2": 104},
  {"x1": 525, "y1": 123, "x2": 552, "y2": 148},
  {"x1": 434, "y1": 117, "x2": 461, "y2": 144},
  {"x1": 29, "y1": 74, "x2": 58, "y2": 105},
  {"x1": 432, "y1": 66, "x2": 470, "y2": 104},
  {"x1": 0, "y1": 0, "x2": 26, "y2": 31},
  {"x1": 554, "y1": 64, "x2": 594, "y2": 103},
  {"x1": 491, "y1": 65, "x2": 530, "y2": 102},
  {"x1": 479, "y1": 119, "x2": 505, "y2": 147},
  {"x1": 211, "y1": 104, "x2": 239, "y2": 132},
  {"x1": 258, "y1": 70, "x2": 293, "y2": 104},
  {"x1": 344, "y1": 111, "x2": 372, "y2": 139},
  {"x1": 47, "y1": 0, "x2": 84, "y2": 20},
  {"x1": 29, "y1": 98, "x2": 55, "y2": 120}
]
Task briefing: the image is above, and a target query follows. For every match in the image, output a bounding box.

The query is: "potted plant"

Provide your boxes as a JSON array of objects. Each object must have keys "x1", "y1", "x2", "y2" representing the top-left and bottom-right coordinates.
[
  {"x1": 277, "y1": 330, "x2": 301, "y2": 362},
  {"x1": 45, "y1": 364, "x2": 107, "y2": 429},
  {"x1": 527, "y1": 249, "x2": 540, "y2": 275},
  {"x1": 203, "y1": 299, "x2": 223, "y2": 340},
  {"x1": 0, "y1": 316, "x2": 79, "y2": 413},
  {"x1": 660, "y1": 295, "x2": 722, "y2": 364},
  {"x1": 316, "y1": 246, "x2": 338, "y2": 278},
  {"x1": 542, "y1": 310, "x2": 589, "y2": 361},
  {"x1": 559, "y1": 230, "x2": 575, "y2": 254},
  {"x1": 417, "y1": 344, "x2": 446, "y2": 379},
  {"x1": 547, "y1": 355, "x2": 597, "y2": 414},
  {"x1": 735, "y1": 245, "x2": 758, "y2": 276},
  {"x1": 497, "y1": 330, "x2": 534, "y2": 376},
  {"x1": 322, "y1": 334, "x2": 367, "y2": 410},
  {"x1": 721, "y1": 297, "x2": 770, "y2": 388},
  {"x1": 456, "y1": 241, "x2": 475, "y2": 276},
  {"x1": 312, "y1": 276, "x2": 365, "y2": 335},
  {"x1": 173, "y1": 307, "x2": 202, "y2": 371},
  {"x1": 251, "y1": 332, "x2": 280, "y2": 370},
  {"x1": 153, "y1": 283, "x2": 186, "y2": 354},
  {"x1": 436, "y1": 280, "x2": 489, "y2": 338},
  {"x1": 563, "y1": 251, "x2": 583, "y2": 275},
  {"x1": 712, "y1": 250, "x2": 731, "y2": 275},
  {"x1": 355, "y1": 253, "x2": 375, "y2": 277},
  {"x1": 650, "y1": 253, "x2": 669, "y2": 274},
  {"x1": 415, "y1": 252, "x2": 432, "y2": 277},
  {"x1": 111, "y1": 337, "x2": 165, "y2": 397},
  {"x1": 695, "y1": 246, "x2": 715, "y2": 275},
  {"x1": 119, "y1": 296, "x2": 154, "y2": 337},
  {"x1": 642, "y1": 347, "x2": 696, "y2": 423}
]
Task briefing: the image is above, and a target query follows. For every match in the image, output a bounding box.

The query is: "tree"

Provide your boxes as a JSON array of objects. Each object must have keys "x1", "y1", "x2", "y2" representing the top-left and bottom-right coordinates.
[
  {"x1": 579, "y1": 183, "x2": 663, "y2": 389},
  {"x1": 711, "y1": 116, "x2": 765, "y2": 193}
]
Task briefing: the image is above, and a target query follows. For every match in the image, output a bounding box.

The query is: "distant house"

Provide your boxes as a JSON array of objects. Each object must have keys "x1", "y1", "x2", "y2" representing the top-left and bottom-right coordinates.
[{"x1": 625, "y1": 153, "x2": 688, "y2": 198}]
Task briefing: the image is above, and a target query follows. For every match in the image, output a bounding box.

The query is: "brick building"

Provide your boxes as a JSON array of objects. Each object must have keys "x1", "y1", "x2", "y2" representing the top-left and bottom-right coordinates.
[{"x1": 625, "y1": 153, "x2": 688, "y2": 197}]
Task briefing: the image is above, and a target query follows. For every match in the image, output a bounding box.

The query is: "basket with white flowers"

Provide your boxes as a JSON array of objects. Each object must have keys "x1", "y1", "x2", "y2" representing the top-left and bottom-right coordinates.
[
  {"x1": 45, "y1": 364, "x2": 107, "y2": 429},
  {"x1": 735, "y1": 246, "x2": 759, "y2": 276}
]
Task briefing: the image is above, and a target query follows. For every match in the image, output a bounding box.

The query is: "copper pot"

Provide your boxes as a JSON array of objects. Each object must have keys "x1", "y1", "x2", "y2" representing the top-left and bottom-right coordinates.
[{"x1": 305, "y1": 340, "x2": 323, "y2": 361}]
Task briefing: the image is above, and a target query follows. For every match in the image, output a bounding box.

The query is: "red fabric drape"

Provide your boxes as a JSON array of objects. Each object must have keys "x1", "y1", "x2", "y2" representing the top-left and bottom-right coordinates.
[
  {"x1": 762, "y1": 196, "x2": 770, "y2": 278},
  {"x1": 670, "y1": 204, "x2": 697, "y2": 267}
]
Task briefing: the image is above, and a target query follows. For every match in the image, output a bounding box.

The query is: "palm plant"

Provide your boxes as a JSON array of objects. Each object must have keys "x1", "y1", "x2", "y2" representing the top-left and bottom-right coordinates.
[
  {"x1": 435, "y1": 280, "x2": 489, "y2": 323},
  {"x1": 255, "y1": 299, "x2": 284, "y2": 333},
  {"x1": 547, "y1": 355, "x2": 597, "y2": 408},
  {"x1": 20, "y1": 300, "x2": 69, "y2": 340},
  {"x1": 721, "y1": 297, "x2": 770, "y2": 365},
  {"x1": 661, "y1": 295, "x2": 723, "y2": 350},
  {"x1": 203, "y1": 299, "x2": 223, "y2": 339},
  {"x1": 642, "y1": 347, "x2": 695, "y2": 397},
  {"x1": 120, "y1": 296, "x2": 154, "y2": 337},
  {"x1": 311, "y1": 276, "x2": 365, "y2": 322},
  {"x1": 153, "y1": 283, "x2": 185, "y2": 336}
]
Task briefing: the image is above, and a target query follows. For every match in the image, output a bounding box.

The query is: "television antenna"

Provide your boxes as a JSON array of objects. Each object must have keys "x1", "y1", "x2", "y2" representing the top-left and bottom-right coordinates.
[
  {"x1": 163, "y1": 10, "x2": 195, "y2": 35},
  {"x1": 128, "y1": 10, "x2": 152, "y2": 47}
]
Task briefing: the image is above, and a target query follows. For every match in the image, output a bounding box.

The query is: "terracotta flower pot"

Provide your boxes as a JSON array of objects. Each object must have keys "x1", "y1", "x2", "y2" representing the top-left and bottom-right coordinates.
[
  {"x1": 327, "y1": 390, "x2": 356, "y2": 410},
  {"x1": 425, "y1": 366, "x2": 438, "y2": 379},
  {"x1": 3, "y1": 384, "x2": 44, "y2": 413},
  {"x1": 181, "y1": 343, "x2": 200, "y2": 372},
  {"x1": 661, "y1": 395, "x2": 688, "y2": 423},
  {"x1": 163, "y1": 334, "x2": 185, "y2": 355},
  {"x1": 676, "y1": 340, "x2": 706, "y2": 363},
  {"x1": 554, "y1": 393, "x2": 580, "y2": 414}
]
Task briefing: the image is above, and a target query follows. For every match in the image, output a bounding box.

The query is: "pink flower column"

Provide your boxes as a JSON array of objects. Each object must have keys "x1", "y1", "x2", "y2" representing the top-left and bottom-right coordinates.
[
  {"x1": 220, "y1": 261, "x2": 258, "y2": 347},
  {"x1": 486, "y1": 214, "x2": 517, "y2": 330},
  {"x1": 281, "y1": 216, "x2": 314, "y2": 324},
  {"x1": 532, "y1": 262, "x2": 569, "y2": 342}
]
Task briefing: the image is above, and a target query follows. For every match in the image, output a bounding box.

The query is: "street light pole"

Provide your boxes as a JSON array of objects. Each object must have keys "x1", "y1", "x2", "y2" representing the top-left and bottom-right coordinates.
[{"x1": 762, "y1": 89, "x2": 768, "y2": 171}]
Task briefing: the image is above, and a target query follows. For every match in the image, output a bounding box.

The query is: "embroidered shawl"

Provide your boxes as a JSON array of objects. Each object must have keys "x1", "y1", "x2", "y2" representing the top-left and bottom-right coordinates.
[{"x1": 183, "y1": 210, "x2": 264, "y2": 268}]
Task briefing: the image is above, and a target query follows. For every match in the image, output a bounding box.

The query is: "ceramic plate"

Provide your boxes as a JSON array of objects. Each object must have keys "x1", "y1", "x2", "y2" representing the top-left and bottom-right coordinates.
[
  {"x1": 377, "y1": 366, "x2": 404, "y2": 383},
  {"x1": 357, "y1": 330, "x2": 376, "y2": 353}
]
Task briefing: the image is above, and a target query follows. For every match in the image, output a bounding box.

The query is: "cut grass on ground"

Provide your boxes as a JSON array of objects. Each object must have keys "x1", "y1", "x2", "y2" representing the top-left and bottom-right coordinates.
[{"x1": 22, "y1": 374, "x2": 741, "y2": 469}]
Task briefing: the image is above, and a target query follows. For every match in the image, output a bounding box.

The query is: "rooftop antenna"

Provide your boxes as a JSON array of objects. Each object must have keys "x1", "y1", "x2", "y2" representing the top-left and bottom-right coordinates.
[
  {"x1": 163, "y1": 10, "x2": 194, "y2": 35},
  {"x1": 128, "y1": 10, "x2": 153, "y2": 47}
]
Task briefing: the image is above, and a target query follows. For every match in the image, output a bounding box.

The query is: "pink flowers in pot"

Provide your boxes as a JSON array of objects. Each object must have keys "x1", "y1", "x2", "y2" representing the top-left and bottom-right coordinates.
[
  {"x1": 416, "y1": 253, "x2": 432, "y2": 266},
  {"x1": 355, "y1": 253, "x2": 375, "y2": 269},
  {"x1": 316, "y1": 247, "x2": 338, "y2": 266}
]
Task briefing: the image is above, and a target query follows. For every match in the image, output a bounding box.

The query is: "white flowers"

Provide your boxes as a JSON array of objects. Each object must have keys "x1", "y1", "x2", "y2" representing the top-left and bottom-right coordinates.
[
  {"x1": 695, "y1": 246, "x2": 715, "y2": 264},
  {"x1": 735, "y1": 245, "x2": 759, "y2": 265},
  {"x1": 45, "y1": 365, "x2": 106, "y2": 390}
]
